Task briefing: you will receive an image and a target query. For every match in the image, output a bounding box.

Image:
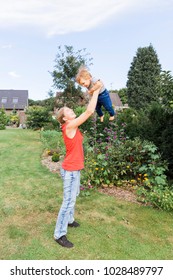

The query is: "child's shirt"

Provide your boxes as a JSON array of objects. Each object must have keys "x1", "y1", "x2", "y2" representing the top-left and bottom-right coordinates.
[{"x1": 88, "y1": 77, "x2": 105, "y2": 94}]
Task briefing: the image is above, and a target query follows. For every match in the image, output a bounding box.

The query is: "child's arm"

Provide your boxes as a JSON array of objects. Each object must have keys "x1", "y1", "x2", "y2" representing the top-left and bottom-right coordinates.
[{"x1": 88, "y1": 80, "x2": 103, "y2": 95}]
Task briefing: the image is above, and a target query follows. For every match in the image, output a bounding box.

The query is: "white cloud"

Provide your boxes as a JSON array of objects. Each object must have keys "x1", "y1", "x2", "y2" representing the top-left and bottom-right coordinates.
[
  {"x1": 1, "y1": 44, "x2": 13, "y2": 49},
  {"x1": 0, "y1": 0, "x2": 170, "y2": 36},
  {"x1": 8, "y1": 71, "x2": 21, "y2": 78}
]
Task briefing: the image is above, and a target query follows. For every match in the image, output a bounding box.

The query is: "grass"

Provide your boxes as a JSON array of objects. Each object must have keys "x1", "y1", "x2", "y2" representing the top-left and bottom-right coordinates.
[{"x1": 0, "y1": 128, "x2": 173, "y2": 260}]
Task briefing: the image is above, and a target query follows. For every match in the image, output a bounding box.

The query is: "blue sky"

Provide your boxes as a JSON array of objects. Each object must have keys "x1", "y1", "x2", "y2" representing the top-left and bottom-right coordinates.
[{"x1": 0, "y1": 0, "x2": 173, "y2": 100}]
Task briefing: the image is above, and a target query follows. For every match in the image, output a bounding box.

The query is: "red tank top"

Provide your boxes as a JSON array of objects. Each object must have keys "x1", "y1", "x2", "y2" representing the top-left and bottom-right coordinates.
[{"x1": 61, "y1": 124, "x2": 84, "y2": 171}]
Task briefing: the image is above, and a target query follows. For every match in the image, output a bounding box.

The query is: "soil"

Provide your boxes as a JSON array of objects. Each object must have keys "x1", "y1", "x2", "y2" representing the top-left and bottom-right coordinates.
[
  {"x1": 42, "y1": 155, "x2": 62, "y2": 175},
  {"x1": 41, "y1": 155, "x2": 141, "y2": 205}
]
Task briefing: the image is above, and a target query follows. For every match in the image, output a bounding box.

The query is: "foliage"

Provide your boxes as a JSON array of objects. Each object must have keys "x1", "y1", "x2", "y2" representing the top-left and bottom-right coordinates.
[
  {"x1": 116, "y1": 108, "x2": 148, "y2": 139},
  {"x1": 42, "y1": 117, "x2": 60, "y2": 131},
  {"x1": 9, "y1": 110, "x2": 20, "y2": 126},
  {"x1": 137, "y1": 187, "x2": 173, "y2": 212},
  {"x1": 156, "y1": 70, "x2": 173, "y2": 109},
  {"x1": 144, "y1": 104, "x2": 173, "y2": 177},
  {"x1": 50, "y1": 45, "x2": 93, "y2": 108},
  {"x1": 117, "y1": 88, "x2": 128, "y2": 105},
  {"x1": 40, "y1": 130, "x2": 65, "y2": 155},
  {"x1": 82, "y1": 130, "x2": 167, "y2": 186},
  {"x1": 73, "y1": 106, "x2": 94, "y2": 134},
  {"x1": 0, "y1": 108, "x2": 8, "y2": 130},
  {"x1": 117, "y1": 104, "x2": 173, "y2": 178},
  {"x1": 127, "y1": 44, "x2": 161, "y2": 109},
  {"x1": 80, "y1": 114, "x2": 173, "y2": 211},
  {"x1": 28, "y1": 97, "x2": 56, "y2": 111},
  {"x1": 52, "y1": 152, "x2": 60, "y2": 162},
  {"x1": 26, "y1": 106, "x2": 51, "y2": 130}
]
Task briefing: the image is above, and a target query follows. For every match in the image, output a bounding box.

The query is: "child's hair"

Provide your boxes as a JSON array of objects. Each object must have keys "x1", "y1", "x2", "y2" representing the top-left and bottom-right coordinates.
[
  {"x1": 76, "y1": 66, "x2": 92, "y2": 84},
  {"x1": 56, "y1": 107, "x2": 66, "y2": 124}
]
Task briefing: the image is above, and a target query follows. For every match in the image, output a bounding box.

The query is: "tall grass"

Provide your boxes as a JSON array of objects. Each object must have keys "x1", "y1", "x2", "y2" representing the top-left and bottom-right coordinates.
[{"x1": 0, "y1": 129, "x2": 173, "y2": 260}]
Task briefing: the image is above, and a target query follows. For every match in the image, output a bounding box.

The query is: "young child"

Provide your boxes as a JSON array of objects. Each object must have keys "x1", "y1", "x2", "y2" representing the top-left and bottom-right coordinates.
[{"x1": 76, "y1": 66, "x2": 115, "y2": 122}]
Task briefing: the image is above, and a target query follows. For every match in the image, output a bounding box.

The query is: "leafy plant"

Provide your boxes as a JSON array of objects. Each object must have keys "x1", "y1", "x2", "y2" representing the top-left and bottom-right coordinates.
[
  {"x1": 52, "y1": 152, "x2": 60, "y2": 162},
  {"x1": 0, "y1": 108, "x2": 8, "y2": 130},
  {"x1": 40, "y1": 130, "x2": 65, "y2": 155},
  {"x1": 81, "y1": 117, "x2": 172, "y2": 211},
  {"x1": 26, "y1": 106, "x2": 51, "y2": 130}
]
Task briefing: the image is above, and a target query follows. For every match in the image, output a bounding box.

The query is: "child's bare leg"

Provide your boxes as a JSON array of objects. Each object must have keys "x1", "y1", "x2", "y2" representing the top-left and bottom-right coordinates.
[
  {"x1": 109, "y1": 116, "x2": 115, "y2": 121},
  {"x1": 100, "y1": 115, "x2": 104, "y2": 122}
]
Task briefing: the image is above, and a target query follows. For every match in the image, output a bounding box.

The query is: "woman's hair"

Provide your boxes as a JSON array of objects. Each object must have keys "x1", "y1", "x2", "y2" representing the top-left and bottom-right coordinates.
[
  {"x1": 75, "y1": 65, "x2": 92, "y2": 84},
  {"x1": 56, "y1": 107, "x2": 66, "y2": 124}
]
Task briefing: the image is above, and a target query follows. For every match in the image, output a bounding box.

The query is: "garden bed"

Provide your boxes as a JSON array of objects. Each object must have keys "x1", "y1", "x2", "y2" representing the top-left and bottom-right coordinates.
[{"x1": 41, "y1": 155, "x2": 141, "y2": 205}]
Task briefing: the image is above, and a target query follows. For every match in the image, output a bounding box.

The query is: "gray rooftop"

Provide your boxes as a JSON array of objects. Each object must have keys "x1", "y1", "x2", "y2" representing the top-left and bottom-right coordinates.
[
  {"x1": 109, "y1": 92, "x2": 123, "y2": 107},
  {"x1": 0, "y1": 89, "x2": 28, "y2": 109}
]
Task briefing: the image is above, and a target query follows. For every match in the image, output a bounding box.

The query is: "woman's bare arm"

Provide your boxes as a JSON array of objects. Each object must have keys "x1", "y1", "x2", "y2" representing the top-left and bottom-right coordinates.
[{"x1": 66, "y1": 89, "x2": 100, "y2": 129}]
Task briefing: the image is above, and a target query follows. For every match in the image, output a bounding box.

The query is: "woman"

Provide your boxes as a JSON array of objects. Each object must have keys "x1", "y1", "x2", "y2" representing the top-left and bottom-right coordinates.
[{"x1": 54, "y1": 87, "x2": 101, "y2": 248}]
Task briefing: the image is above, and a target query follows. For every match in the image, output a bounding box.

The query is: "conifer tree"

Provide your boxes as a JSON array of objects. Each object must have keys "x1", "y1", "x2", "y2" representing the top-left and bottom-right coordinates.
[
  {"x1": 126, "y1": 44, "x2": 161, "y2": 109},
  {"x1": 0, "y1": 108, "x2": 8, "y2": 130}
]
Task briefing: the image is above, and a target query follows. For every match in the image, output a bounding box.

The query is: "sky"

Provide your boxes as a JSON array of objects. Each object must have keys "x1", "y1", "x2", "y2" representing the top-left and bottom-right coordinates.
[{"x1": 0, "y1": 0, "x2": 173, "y2": 100}]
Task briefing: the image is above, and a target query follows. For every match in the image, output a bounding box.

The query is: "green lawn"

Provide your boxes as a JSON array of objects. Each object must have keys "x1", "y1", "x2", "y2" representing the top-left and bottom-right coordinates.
[{"x1": 0, "y1": 129, "x2": 173, "y2": 260}]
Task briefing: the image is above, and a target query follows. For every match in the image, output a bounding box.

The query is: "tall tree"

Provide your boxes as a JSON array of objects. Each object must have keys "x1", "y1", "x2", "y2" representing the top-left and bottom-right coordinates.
[
  {"x1": 156, "y1": 70, "x2": 173, "y2": 110},
  {"x1": 126, "y1": 44, "x2": 161, "y2": 109},
  {"x1": 50, "y1": 45, "x2": 93, "y2": 108}
]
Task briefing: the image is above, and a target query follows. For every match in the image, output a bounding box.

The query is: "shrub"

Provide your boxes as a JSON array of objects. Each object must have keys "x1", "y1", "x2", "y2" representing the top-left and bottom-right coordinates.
[
  {"x1": 117, "y1": 104, "x2": 173, "y2": 178},
  {"x1": 0, "y1": 108, "x2": 8, "y2": 130},
  {"x1": 42, "y1": 117, "x2": 60, "y2": 131},
  {"x1": 81, "y1": 120, "x2": 128, "y2": 187},
  {"x1": 26, "y1": 106, "x2": 51, "y2": 130},
  {"x1": 52, "y1": 153, "x2": 60, "y2": 162},
  {"x1": 9, "y1": 114, "x2": 20, "y2": 126},
  {"x1": 81, "y1": 118, "x2": 172, "y2": 211},
  {"x1": 137, "y1": 186, "x2": 173, "y2": 211},
  {"x1": 116, "y1": 108, "x2": 148, "y2": 140}
]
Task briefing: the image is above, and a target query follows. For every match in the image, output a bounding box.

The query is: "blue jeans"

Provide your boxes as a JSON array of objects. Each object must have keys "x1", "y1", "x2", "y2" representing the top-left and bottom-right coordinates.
[
  {"x1": 96, "y1": 89, "x2": 115, "y2": 117},
  {"x1": 54, "y1": 168, "x2": 81, "y2": 239}
]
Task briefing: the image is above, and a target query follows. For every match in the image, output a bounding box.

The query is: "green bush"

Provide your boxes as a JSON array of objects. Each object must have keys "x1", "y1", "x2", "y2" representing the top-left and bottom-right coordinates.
[
  {"x1": 9, "y1": 113, "x2": 20, "y2": 126},
  {"x1": 52, "y1": 153, "x2": 60, "y2": 162},
  {"x1": 116, "y1": 108, "x2": 148, "y2": 140},
  {"x1": 26, "y1": 106, "x2": 51, "y2": 130},
  {"x1": 137, "y1": 186, "x2": 173, "y2": 211},
  {"x1": 117, "y1": 104, "x2": 173, "y2": 178},
  {"x1": 81, "y1": 118, "x2": 172, "y2": 211},
  {"x1": 42, "y1": 117, "x2": 60, "y2": 131},
  {"x1": 0, "y1": 108, "x2": 8, "y2": 130}
]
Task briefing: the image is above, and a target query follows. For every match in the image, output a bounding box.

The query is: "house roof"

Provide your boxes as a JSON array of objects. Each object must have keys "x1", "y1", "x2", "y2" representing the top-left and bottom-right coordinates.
[
  {"x1": 109, "y1": 92, "x2": 123, "y2": 107},
  {"x1": 0, "y1": 89, "x2": 28, "y2": 109}
]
